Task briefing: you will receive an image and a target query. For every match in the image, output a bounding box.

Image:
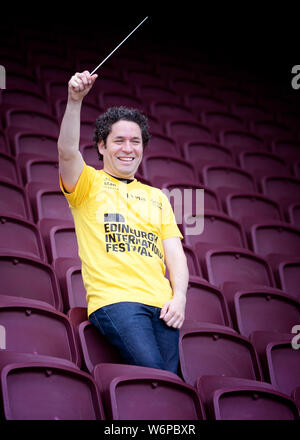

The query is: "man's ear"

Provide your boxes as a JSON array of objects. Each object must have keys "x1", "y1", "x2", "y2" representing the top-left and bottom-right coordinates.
[{"x1": 98, "y1": 140, "x2": 106, "y2": 155}]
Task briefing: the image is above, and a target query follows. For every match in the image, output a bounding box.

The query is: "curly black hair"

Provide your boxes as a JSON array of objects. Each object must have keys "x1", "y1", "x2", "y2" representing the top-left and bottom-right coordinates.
[{"x1": 93, "y1": 106, "x2": 151, "y2": 161}]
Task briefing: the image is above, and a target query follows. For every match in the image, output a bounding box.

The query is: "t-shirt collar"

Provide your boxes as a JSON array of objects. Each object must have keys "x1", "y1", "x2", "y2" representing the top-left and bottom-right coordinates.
[{"x1": 103, "y1": 170, "x2": 136, "y2": 185}]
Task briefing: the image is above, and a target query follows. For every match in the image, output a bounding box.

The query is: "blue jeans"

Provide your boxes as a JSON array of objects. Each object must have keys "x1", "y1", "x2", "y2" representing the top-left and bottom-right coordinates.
[{"x1": 89, "y1": 302, "x2": 179, "y2": 374}]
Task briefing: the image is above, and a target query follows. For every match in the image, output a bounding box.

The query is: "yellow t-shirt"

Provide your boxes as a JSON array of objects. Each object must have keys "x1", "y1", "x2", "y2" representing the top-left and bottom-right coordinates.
[{"x1": 59, "y1": 163, "x2": 183, "y2": 316}]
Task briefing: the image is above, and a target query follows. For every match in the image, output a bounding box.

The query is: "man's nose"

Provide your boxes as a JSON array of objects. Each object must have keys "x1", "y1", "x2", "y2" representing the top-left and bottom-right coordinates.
[{"x1": 122, "y1": 141, "x2": 133, "y2": 152}]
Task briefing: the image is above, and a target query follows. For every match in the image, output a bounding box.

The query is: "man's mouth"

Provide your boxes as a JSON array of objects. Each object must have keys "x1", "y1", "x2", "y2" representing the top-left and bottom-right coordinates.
[{"x1": 118, "y1": 157, "x2": 135, "y2": 162}]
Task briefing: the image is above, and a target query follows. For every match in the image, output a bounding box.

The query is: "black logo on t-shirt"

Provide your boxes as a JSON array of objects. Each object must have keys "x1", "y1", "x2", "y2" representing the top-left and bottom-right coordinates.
[{"x1": 104, "y1": 213, "x2": 163, "y2": 259}]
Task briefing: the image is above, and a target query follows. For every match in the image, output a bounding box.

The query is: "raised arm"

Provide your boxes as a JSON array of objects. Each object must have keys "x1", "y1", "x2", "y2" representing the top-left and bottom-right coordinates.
[
  {"x1": 57, "y1": 71, "x2": 98, "y2": 193},
  {"x1": 160, "y1": 237, "x2": 189, "y2": 328}
]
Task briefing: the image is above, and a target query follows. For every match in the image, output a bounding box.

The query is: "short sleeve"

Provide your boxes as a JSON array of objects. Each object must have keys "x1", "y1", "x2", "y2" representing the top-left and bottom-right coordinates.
[
  {"x1": 160, "y1": 192, "x2": 183, "y2": 240},
  {"x1": 59, "y1": 162, "x2": 96, "y2": 208}
]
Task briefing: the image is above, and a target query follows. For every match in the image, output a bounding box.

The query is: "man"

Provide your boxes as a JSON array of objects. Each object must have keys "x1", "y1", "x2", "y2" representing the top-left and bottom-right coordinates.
[{"x1": 58, "y1": 71, "x2": 189, "y2": 374}]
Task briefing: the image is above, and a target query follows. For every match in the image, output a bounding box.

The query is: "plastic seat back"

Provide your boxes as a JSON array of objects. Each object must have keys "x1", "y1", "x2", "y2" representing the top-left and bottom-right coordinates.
[
  {"x1": 1, "y1": 361, "x2": 104, "y2": 419},
  {"x1": 184, "y1": 277, "x2": 232, "y2": 327},
  {"x1": 261, "y1": 176, "x2": 300, "y2": 204},
  {"x1": 182, "y1": 244, "x2": 203, "y2": 277},
  {"x1": 144, "y1": 132, "x2": 179, "y2": 157},
  {"x1": 183, "y1": 210, "x2": 246, "y2": 249},
  {"x1": 0, "y1": 153, "x2": 21, "y2": 185},
  {"x1": 0, "y1": 296, "x2": 79, "y2": 364},
  {"x1": 5, "y1": 109, "x2": 58, "y2": 136},
  {"x1": 266, "y1": 340, "x2": 300, "y2": 397},
  {"x1": 163, "y1": 182, "x2": 221, "y2": 220},
  {"x1": 0, "y1": 215, "x2": 46, "y2": 261},
  {"x1": 234, "y1": 288, "x2": 300, "y2": 337},
  {"x1": 183, "y1": 141, "x2": 234, "y2": 169},
  {"x1": 150, "y1": 101, "x2": 196, "y2": 124},
  {"x1": 197, "y1": 375, "x2": 299, "y2": 420},
  {"x1": 39, "y1": 220, "x2": 79, "y2": 263},
  {"x1": 250, "y1": 120, "x2": 292, "y2": 146},
  {"x1": 201, "y1": 111, "x2": 245, "y2": 139},
  {"x1": 224, "y1": 191, "x2": 282, "y2": 224},
  {"x1": 185, "y1": 93, "x2": 228, "y2": 114},
  {"x1": 0, "y1": 181, "x2": 32, "y2": 221},
  {"x1": 142, "y1": 154, "x2": 198, "y2": 186},
  {"x1": 179, "y1": 324, "x2": 262, "y2": 386},
  {"x1": 93, "y1": 363, "x2": 205, "y2": 420},
  {"x1": 27, "y1": 183, "x2": 73, "y2": 222},
  {"x1": 202, "y1": 165, "x2": 256, "y2": 192},
  {"x1": 166, "y1": 120, "x2": 213, "y2": 148},
  {"x1": 250, "y1": 222, "x2": 300, "y2": 259},
  {"x1": 200, "y1": 246, "x2": 275, "y2": 289},
  {"x1": 1, "y1": 89, "x2": 49, "y2": 113},
  {"x1": 288, "y1": 202, "x2": 300, "y2": 227},
  {"x1": 238, "y1": 151, "x2": 289, "y2": 179},
  {"x1": 219, "y1": 130, "x2": 267, "y2": 155},
  {"x1": 78, "y1": 321, "x2": 123, "y2": 373},
  {"x1": 278, "y1": 259, "x2": 300, "y2": 301},
  {"x1": 0, "y1": 254, "x2": 63, "y2": 311},
  {"x1": 11, "y1": 132, "x2": 58, "y2": 160}
]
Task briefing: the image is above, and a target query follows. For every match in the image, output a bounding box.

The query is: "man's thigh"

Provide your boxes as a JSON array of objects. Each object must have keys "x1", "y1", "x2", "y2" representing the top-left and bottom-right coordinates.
[
  {"x1": 89, "y1": 302, "x2": 166, "y2": 370},
  {"x1": 152, "y1": 312, "x2": 179, "y2": 374}
]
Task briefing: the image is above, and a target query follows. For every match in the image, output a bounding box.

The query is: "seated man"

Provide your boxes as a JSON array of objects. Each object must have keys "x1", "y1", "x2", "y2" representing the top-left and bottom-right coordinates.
[{"x1": 58, "y1": 71, "x2": 188, "y2": 374}]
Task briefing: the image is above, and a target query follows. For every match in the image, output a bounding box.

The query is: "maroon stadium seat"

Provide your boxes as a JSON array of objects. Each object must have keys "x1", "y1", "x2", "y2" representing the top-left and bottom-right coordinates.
[
  {"x1": 223, "y1": 190, "x2": 283, "y2": 226},
  {"x1": 0, "y1": 295, "x2": 80, "y2": 365},
  {"x1": 179, "y1": 323, "x2": 263, "y2": 386},
  {"x1": 0, "y1": 357, "x2": 104, "y2": 419},
  {"x1": 0, "y1": 181, "x2": 33, "y2": 221},
  {"x1": 249, "y1": 221, "x2": 300, "y2": 262},
  {"x1": 8, "y1": 130, "x2": 58, "y2": 160},
  {"x1": 182, "y1": 209, "x2": 247, "y2": 250},
  {"x1": 78, "y1": 320, "x2": 124, "y2": 373},
  {"x1": 201, "y1": 164, "x2": 256, "y2": 193},
  {"x1": 219, "y1": 129, "x2": 267, "y2": 158},
  {"x1": 199, "y1": 245, "x2": 275, "y2": 290},
  {"x1": 238, "y1": 151, "x2": 290, "y2": 182},
  {"x1": 149, "y1": 101, "x2": 196, "y2": 125},
  {"x1": 196, "y1": 375, "x2": 299, "y2": 420},
  {"x1": 0, "y1": 254, "x2": 63, "y2": 311},
  {"x1": 165, "y1": 120, "x2": 214, "y2": 151},
  {"x1": 0, "y1": 153, "x2": 22, "y2": 185},
  {"x1": 183, "y1": 141, "x2": 234, "y2": 170},
  {"x1": 39, "y1": 219, "x2": 79, "y2": 264},
  {"x1": 201, "y1": 111, "x2": 245, "y2": 141},
  {"x1": 232, "y1": 287, "x2": 300, "y2": 337},
  {"x1": 26, "y1": 182, "x2": 73, "y2": 223},
  {"x1": 184, "y1": 276, "x2": 232, "y2": 328},
  {"x1": 0, "y1": 215, "x2": 47, "y2": 262},
  {"x1": 142, "y1": 153, "x2": 198, "y2": 187},
  {"x1": 93, "y1": 363, "x2": 205, "y2": 420},
  {"x1": 276, "y1": 258, "x2": 300, "y2": 301}
]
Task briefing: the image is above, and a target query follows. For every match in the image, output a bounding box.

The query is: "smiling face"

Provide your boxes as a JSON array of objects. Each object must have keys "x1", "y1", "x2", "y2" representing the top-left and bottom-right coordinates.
[{"x1": 98, "y1": 120, "x2": 143, "y2": 179}]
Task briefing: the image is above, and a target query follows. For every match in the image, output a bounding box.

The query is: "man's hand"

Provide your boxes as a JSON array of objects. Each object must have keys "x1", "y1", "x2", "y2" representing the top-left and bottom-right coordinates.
[
  {"x1": 68, "y1": 70, "x2": 98, "y2": 102},
  {"x1": 160, "y1": 294, "x2": 186, "y2": 329}
]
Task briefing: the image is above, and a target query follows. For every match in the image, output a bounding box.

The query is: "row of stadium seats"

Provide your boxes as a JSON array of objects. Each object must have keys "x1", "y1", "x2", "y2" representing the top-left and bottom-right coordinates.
[{"x1": 0, "y1": 308, "x2": 299, "y2": 419}]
